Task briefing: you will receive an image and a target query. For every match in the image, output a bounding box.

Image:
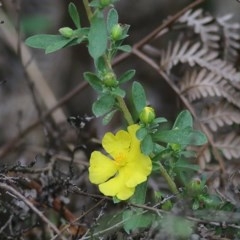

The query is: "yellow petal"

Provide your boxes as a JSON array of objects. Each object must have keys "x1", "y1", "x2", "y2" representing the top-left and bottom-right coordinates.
[
  {"x1": 89, "y1": 151, "x2": 118, "y2": 184},
  {"x1": 102, "y1": 130, "x2": 131, "y2": 158},
  {"x1": 127, "y1": 124, "x2": 141, "y2": 155},
  {"x1": 125, "y1": 152, "x2": 152, "y2": 188},
  {"x1": 99, "y1": 173, "x2": 135, "y2": 200}
]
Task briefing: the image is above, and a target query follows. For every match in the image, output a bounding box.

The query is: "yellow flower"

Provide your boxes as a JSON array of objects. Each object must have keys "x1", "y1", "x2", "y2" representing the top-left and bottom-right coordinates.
[{"x1": 89, "y1": 124, "x2": 152, "y2": 200}]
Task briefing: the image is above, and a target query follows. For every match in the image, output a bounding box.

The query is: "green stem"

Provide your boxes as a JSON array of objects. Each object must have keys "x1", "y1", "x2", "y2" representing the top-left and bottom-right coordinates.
[
  {"x1": 116, "y1": 96, "x2": 134, "y2": 125},
  {"x1": 83, "y1": 0, "x2": 93, "y2": 20},
  {"x1": 83, "y1": 0, "x2": 134, "y2": 126},
  {"x1": 158, "y1": 161, "x2": 179, "y2": 195}
]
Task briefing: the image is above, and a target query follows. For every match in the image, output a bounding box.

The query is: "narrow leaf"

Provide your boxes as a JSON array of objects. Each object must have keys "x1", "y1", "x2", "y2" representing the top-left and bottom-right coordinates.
[
  {"x1": 46, "y1": 38, "x2": 74, "y2": 53},
  {"x1": 117, "y1": 45, "x2": 132, "y2": 52},
  {"x1": 153, "y1": 127, "x2": 207, "y2": 146},
  {"x1": 111, "y1": 87, "x2": 126, "y2": 97},
  {"x1": 84, "y1": 72, "x2": 103, "y2": 91},
  {"x1": 92, "y1": 95, "x2": 115, "y2": 117},
  {"x1": 68, "y1": 3, "x2": 81, "y2": 28},
  {"x1": 141, "y1": 134, "x2": 154, "y2": 155},
  {"x1": 102, "y1": 110, "x2": 117, "y2": 125},
  {"x1": 173, "y1": 110, "x2": 193, "y2": 129},
  {"x1": 25, "y1": 34, "x2": 65, "y2": 49},
  {"x1": 132, "y1": 81, "x2": 146, "y2": 114},
  {"x1": 107, "y1": 8, "x2": 118, "y2": 33},
  {"x1": 118, "y1": 69, "x2": 136, "y2": 84},
  {"x1": 136, "y1": 127, "x2": 148, "y2": 140},
  {"x1": 123, "y1": 209, "x2": 153, "y2": 234},
  {"x1": 88, "y1": 14, "x2": 108, "y2": 60},
  {"x1": 130, "y1": 182, "x2": 148, "y2": 204}
]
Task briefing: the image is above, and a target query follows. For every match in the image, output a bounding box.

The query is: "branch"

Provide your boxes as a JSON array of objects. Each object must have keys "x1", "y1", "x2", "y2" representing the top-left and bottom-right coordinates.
[{"x1": 0, "y1": 183, "x2": 68, "y2": 240}]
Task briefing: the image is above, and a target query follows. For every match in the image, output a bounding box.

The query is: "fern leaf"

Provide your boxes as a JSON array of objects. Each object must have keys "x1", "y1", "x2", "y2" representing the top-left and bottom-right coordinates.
[
  {"x1": 215, "y1": 133, "x2": 240, "y2": 160},
  {"x1": 217, "y1": 14, "x2": 240, "y2": 62},
  {"x1": 200, "y1": 103, "x2": 240, "y2": 131},
  {"x1": 179, "y1": 69, "x2": 240, "y2": 108},
  {"x1": 160, "y1": 41, "x2": 240, "y2": 82},
  {"x1": 178, "y1": 9, "x2": 220, "y2": 49}
]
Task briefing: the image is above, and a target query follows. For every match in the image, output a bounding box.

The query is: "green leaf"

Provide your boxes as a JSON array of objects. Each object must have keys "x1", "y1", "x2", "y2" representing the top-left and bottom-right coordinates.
[
  {"x1": 107, "y1": 8, "x2": 118, "y2": 33},
  {"x1": 88, "y1": 0, "x2": 100, "y2": 7},
  {"x1": 173, "y1": 110, "x2": 193, "y2": 129},
  {"x1": 68, "y1": 3, "x2": 81, "y2": 28},
  {"x1": 153, "y1": 127, "x2": 207, "y2": 146},
  {"x1": 130, "y1": 182, "x2": 147, "y2": 204},
  {"x1": 116, "y1": 44, "x2": 132, "y2": 52},
  {"x1": 118, "y1": 69, "x2": 135, "y2": 84},
  {"x1": 84, "y1": 72, "x2": 103, "y2": 91},
  {"x1": 92, "y1": 94, "x2": 115, "y2": 117},
  {"x1": 102, "y1": 110, "x2": 117, "y2": 125},
  {"x1": 88, "y1": 14, "x2": 108, "y2": 60},
  {"x1": 132, "y1": 81, "x2": 146, "y2": 114},
  {"x1": 175, "y1": 160, "x2": 200, "y2": 171},
  {"x1": 95, "y1": 56, "x2": 106, "y2": 72},
  {"x1": 123, "y1": 209, "x2": 153, "y2": 234},
  {"x1": 25, "y1": 34, "x2": 65, "y2": 49},
  {"x1": 45, "y1": 38, "x2": 75, "y2": 53},
  {"x1": 136, "y1": 127, "x2": 148, "y2": 140},
  {"x1": 111, "y1": 87, "x2": 125, "y2": 97},
  {"x1": 141, "y1": 134, "x2": 154, "y2": 155},
  {"x1": 162, "y1": 216, "x2": 194, "y2": 239},
  {"x1": 152, "y1": 117, "x2": 167, "y2": 125}
]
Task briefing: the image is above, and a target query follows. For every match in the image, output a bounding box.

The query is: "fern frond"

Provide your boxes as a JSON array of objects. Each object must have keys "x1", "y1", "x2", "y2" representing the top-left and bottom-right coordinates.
[
  {"x1": 217, "y1": 14, "x2": 240, "y2": 62},
  {"x1": 214, "y1": 133, "x2": 240, "y2": 160},
  {"x1": 200, "y1": 103, "x2": 240, "y2": 131},
  {"x1": 198, "y1": 147, "x2": 211, "y2": 169},
  {"x1": 179, "y1": 69, "x2": 240, "y2": 108},
  {"x1": 178, "y1": 9, "x2": 220, "y2": 49},
  {"x1": 160, "y1": 41, "x2": 240, "y2": 82}
]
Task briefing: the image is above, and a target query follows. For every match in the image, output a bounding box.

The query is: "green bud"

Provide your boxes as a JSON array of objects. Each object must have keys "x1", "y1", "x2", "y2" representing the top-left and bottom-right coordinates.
[
  {"x1": 103, "y1": 72, "x2": 118, "y2": 87},
  {"x1": 187, "y1": 177, "x2": 203, "y2": 196},
  {"x1": 111, "y1": 24, "x2": 123, "y2": 41},
  {"x1": 99, "y1": 0, "x2": 112, "y2": 7},
  {"x1": 139, "y1": 107, "x2": 156, "y2": 124},
  {"x1": 59, "y1": 27, "x2": 74, "y2": 38}
]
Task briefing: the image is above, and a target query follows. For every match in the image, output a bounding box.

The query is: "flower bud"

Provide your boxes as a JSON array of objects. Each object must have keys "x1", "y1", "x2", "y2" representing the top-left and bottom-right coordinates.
[
  {"x1": 187, "y1": 177, "x2": 203, "y2": 196},
  {"x1": 100, "y1": 0, "x2": 112, "y2": 7},
  {"x1": 139, "y1": 107, "x2": 156, "y2": 124},
  {"x1": 103, "y1": 72, "x2": 118, "y2": 87},
  {"x1": 111, "y1": 24, "x2": 123, "y2": 41},
  {"x1": 59, "y1": 27, "x2": 74, "y2": 38}
]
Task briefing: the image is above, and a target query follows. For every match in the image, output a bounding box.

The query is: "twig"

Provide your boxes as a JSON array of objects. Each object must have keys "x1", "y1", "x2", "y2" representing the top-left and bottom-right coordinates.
[
  {"x1": 0, "y1": 215, "x2": 13, "y2": 234},
  {"x1": 0, "y1": 183, "x2": 68, "y2": 240},
  {"x1": 51, "y1": 198, "x2": 106, "y2": 240}
]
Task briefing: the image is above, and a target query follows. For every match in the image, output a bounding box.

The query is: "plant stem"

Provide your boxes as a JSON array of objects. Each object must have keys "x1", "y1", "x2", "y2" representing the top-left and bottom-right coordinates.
[
  {"x1": 82, "y1": 0, "x2": 134, "y2": 126},
  {"x1": 158, "y1": 161, "x2": 179, "y2": 195},
  {"x1": 83, "y1": 0, "x2": 93, "y2": 20},
  {"x1": 116, "y1": 96, "x2": 134, "y2": 125}
]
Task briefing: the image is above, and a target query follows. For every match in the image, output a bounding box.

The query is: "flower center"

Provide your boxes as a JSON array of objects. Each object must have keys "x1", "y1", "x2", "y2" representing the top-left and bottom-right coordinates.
[{"x1": 114, "y1": 152, "x2": 127, "y2": 167}]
